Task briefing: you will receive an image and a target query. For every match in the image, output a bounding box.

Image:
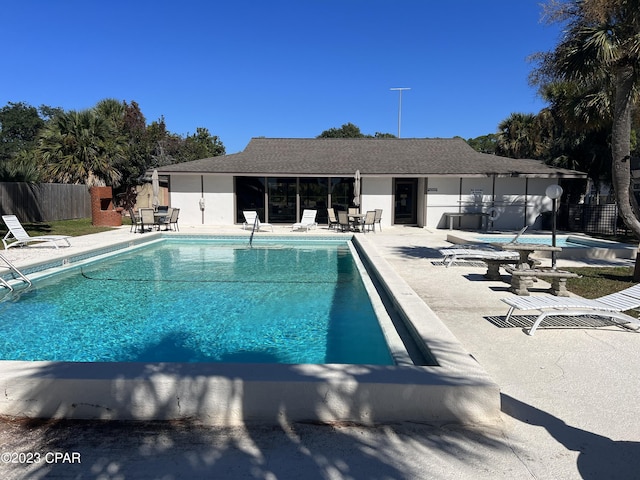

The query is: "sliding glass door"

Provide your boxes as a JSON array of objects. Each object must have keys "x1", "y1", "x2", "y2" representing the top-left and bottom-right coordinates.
[
  {"x1": 299, "y1": 178, "x2": 329, "y2": 224},
  {"x1": 267, "y1": 178, "x2": 297, "y2": 223},
  {"x1": 235, "y1": 176, "x2": 265, "y2": 223}
]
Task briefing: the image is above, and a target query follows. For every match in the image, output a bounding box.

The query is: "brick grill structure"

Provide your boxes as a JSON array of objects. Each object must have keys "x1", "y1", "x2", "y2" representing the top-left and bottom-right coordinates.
[{"x1": 90, "y1": 186, "x2": 122, "y2": 226}]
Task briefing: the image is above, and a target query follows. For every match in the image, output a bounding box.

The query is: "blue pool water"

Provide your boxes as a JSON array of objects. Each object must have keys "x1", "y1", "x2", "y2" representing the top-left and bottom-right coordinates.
[
  {"x1": 0, "y1": 239, "x2": 393, "y2": 365},
  {"x1": 474, "y1": 235, "x2": 597, "y2": 248}
]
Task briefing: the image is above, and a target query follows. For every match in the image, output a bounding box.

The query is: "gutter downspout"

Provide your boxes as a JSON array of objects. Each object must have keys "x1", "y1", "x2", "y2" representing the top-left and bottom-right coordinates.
[{"x1": 200, "y1": 175, "x2": 205, "y2": 225}]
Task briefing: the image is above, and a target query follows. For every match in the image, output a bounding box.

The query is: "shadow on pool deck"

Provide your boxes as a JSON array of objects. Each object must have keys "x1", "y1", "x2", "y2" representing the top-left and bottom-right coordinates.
[
  {"x1": 502, "y1": 394, "x2": 640, "y2": 480},
  {"x1": 2, "y1": 392, "x2": 639, "y2": 479},
  {"x1": 0, "y1": 414, "x2": 515, "y2": 479}
]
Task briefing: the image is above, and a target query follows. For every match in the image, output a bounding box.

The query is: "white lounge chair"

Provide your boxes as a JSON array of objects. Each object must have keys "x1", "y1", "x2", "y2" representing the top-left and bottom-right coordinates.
[
  {"x1": 2, "y1": 215, "x2": 71, "y2": 249},
  {"x1": 242, "y1": 211, "x2": 273, "y2": 232},
  {"x1": 501, "y1": 284, "x2": 640, "y2": 335},
  {"x1": 438, "y1": 226, "x2": 529, "y2": 267},
  {"x1": 292, "y1": 209, "x2": 317, "y2": 231},
  {"x1": 439, "y1": 247, "x2": 519, "y2": 268},
  {"x1": 507, "y1": 225, "x2": 528, "y2": 244}
]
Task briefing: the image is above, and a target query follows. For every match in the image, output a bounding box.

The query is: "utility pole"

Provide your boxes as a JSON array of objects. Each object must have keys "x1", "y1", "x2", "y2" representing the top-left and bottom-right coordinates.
[{"x1": 390, "y1": 87, "x2": 410, "y2": 137}]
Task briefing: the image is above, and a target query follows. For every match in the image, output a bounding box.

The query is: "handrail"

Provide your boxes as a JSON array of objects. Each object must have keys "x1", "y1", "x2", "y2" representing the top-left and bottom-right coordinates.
[
  {"x1": 249, "y1": 214, "x2": 260, "y2": 247},
  {"x1": 0, "y1": 253, "x2": 31, "y2": 291}
]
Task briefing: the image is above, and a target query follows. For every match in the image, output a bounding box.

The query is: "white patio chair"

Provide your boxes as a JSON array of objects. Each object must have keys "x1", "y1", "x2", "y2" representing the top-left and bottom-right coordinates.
[
  {"x1": 128, "y1": 208, "x2": 142, "y2": 233},
  {"x1": 167, "y1": 208, "x2": 180, "y2": 231},
  {"x1": 138, "y1": 208, "x2": 156, "y2": 232},
  {"x1": 327, "y1": 208, "x2": 339, "y2": 230},
  {"x1": 337, "y1": 211, "x2": 351, "y2": 232},
  {"x1": 362, "y1": 210, "x2": 376, "y2": 233},
  {"x1": 373, "y1": 209, "x2": 383, "y2": 231}
]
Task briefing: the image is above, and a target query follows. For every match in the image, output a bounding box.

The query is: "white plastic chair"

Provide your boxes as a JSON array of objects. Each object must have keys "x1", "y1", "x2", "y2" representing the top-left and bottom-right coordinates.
[
  {"x1": 2, "y1": 215, "x2": 71, "y2": 249},
  {"x1": 292, "y1": 210, "x2": 317, "y2": 231},
  {"x1": 242, "y1": 211, "x2": 273, "y2": 232}
]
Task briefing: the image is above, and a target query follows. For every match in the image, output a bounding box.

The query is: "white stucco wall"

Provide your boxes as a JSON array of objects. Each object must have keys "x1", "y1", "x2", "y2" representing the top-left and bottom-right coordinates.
[
  {"x1": 492, "y1": 177, "x2": 528, "y2": 230},
  {"x1": 166, "y1": 174, "x2": 560, "y2": 229},
  {"x1": 206, "y1": 175, "x2": 235, "y2": 225},
  {"x1": 169, "y1": 174, "x2": 235, "y2": 226},
  {"x1": 424, "y1": 176, "x2": 558, "y2": 230},
  {"x1": 424, "y1": 177, "x2": 462, "y2": 229},
  {"x1": 361, "y1": 177, "x2": 393, "y2": 227}
]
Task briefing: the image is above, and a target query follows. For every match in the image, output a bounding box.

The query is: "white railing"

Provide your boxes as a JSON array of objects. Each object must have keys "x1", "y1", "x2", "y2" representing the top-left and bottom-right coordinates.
[{"x1": 0, "y1": 253, "x2": 31, "y2": 291}]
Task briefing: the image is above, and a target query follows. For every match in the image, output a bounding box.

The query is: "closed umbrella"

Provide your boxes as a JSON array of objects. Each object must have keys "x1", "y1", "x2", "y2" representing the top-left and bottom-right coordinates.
[
  {"x1": 151, "y1": 169, "x2": 159, "y2": 209},
  {"x1": 353, "y1": 170, "x2": 361, "y2": 207}
]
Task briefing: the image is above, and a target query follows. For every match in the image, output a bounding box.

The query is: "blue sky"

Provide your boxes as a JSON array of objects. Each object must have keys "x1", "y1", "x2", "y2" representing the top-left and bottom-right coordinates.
[{"x1": 2, "y1": 1, "x2": 562, "y2": 154}]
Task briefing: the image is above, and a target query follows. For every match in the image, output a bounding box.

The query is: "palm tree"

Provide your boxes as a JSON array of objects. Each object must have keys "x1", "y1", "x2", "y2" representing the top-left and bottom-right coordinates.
[
  {"x1": 496, "y1": 113, "x2": 543, "y2": 159},
  {"x1": 538, "y1": 82, "x2": 613, "y2": 188},
  {"x1": 538, "y1": 0, "x2": 640, "y2": 226},
  {"x1": 38, "y1": 109, "x2": 124, "y2": 187},
  {"x1": 535, "y1": 0, "x2": 640, "y2": 276},
  {"x1": 94, "y1": 98, "x2": 125, "y2": 126},
  {"x1": 0, "y1": 149, "x2": 43, "y2": 183}
]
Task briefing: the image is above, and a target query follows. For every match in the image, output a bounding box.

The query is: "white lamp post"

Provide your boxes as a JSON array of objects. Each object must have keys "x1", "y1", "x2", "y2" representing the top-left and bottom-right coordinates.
[{"x1": 545, "y1": 184, "x2": 563, "y2": 269}]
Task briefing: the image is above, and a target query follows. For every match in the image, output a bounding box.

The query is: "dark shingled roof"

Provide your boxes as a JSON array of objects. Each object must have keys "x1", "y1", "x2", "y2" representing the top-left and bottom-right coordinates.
[{"x1": 157, "y1": 138, "x2": 586, "y2": 178}]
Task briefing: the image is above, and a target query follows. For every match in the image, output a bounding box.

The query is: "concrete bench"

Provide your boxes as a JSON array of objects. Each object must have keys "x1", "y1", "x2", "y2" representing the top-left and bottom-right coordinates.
[
  {"x1": 443, "y1": 212, "x2": 489, "y2": 230},
  {"x1": 482, "y1": 257, "x2": 542, "y2": 280},
  {"x1": 504, "y1": 266, "x2": 579, "y2": 296},
  {"x1": 482, "y1": 258, "x2": 520, "y2": 280}
]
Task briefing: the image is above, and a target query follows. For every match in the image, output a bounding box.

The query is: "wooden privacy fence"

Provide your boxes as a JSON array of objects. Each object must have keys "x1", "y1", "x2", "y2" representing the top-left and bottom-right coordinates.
[{"x1": 0, "y1": 182, "x2": 91, "y2": 222}]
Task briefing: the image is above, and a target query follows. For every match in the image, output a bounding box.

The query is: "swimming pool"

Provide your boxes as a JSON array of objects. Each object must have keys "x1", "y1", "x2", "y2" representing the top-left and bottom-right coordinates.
[
  {"x1": 0, "y1": 233, "x2": 500, "y2": 425},
  {"x1": 474, "y1": 234, "x2": 607, "y2": 248},
  {"x1": 0, "y1": 239, "x2": 393, "y2": 365}
]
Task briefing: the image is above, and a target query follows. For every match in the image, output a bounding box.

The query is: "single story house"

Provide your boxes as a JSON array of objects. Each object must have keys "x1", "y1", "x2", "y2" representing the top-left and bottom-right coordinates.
[{"x1": 156, "y1": 137, "x2": 587, "y2": 230}]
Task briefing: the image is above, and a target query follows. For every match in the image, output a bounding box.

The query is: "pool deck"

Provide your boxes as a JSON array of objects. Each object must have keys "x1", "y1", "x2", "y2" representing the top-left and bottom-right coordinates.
[{"x1": 1, "y1": 224, "x2": 639, "y2": 479}]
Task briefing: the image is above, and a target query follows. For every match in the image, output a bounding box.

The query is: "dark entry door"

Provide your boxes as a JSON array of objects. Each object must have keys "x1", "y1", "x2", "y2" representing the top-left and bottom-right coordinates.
[{"x1": 394, "y1": 179, "x2": 418, "y2": 225}]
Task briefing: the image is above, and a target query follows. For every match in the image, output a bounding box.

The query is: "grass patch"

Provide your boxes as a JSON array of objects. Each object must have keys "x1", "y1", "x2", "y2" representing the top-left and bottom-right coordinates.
[{"x1": 565, "y1": 266, "x2": 635, "y2": 298}]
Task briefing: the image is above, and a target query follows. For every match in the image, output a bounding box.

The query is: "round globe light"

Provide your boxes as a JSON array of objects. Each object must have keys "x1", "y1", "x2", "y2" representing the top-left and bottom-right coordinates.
[{"x1": 545, "y1": 184, "x2": 563, "y2": 199}]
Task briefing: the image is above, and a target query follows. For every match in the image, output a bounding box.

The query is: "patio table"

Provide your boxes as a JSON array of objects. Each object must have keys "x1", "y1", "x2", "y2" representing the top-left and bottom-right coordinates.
[
  {"x1": 496, "y1": 243, "x2": 573, "y2": 296},
  {"x1": 496, "y1": 243, "x2": 561, "y2": 270},
  {"x1": 154, "y1": 212, "x2": 169, "y2": 229},
  {"x1": 349, "y1": 213, "x2": 365, "y2": 232}
]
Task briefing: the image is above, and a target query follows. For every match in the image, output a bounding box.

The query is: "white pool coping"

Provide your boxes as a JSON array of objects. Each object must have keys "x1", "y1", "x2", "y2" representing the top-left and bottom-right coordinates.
[{"x1": 0, "y1": 233, "x2": 500, "y2": 425}]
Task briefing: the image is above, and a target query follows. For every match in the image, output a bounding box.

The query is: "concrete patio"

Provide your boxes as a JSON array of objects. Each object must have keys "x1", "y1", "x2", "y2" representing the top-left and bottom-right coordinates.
[{"x1": 0, "y1": 224, "x2": 638, "y2": 479}]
